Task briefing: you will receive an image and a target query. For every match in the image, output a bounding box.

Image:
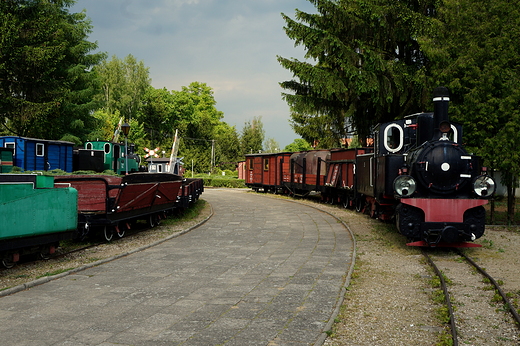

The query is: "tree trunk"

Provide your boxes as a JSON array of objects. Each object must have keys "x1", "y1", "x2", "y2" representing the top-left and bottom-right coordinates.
[{"x1": 490, "y1": 170, "x2": 495, "y2": 224}]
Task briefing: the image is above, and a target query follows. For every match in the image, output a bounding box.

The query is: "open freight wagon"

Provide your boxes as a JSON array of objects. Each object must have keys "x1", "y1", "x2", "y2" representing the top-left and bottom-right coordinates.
[{"x1": 55, "y1": 173, "x2": 183, "y2": 241}]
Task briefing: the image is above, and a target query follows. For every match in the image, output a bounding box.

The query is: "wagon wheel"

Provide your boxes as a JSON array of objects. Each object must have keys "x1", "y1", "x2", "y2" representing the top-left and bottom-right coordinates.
[
  {"x1": 103, "y1": 226, "x2": 114, "y2": 242},
  {"x1": 39, "y1": 247, "x2": 51, "y2": 260},
  {"x1": 342, "y1": 197, "x2": 350, "y2": 209},
  {"x1": 116, "y1": 223, "x2": 125, "y2": 238},
  {"x1": 148, "y1": 214, "x2": 157, "y2": 228},
  {"x1": 1, "y1": 257, "x2": 15, "y2": 269},
  {"x1": 355, "y1": 196, "x2": 365, "y2": 213}
]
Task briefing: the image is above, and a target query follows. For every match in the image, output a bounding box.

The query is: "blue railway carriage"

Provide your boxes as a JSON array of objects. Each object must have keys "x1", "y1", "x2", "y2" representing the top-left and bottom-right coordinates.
[{"x1": 0, "y1": 136, "x2": 74, "y2": 172}]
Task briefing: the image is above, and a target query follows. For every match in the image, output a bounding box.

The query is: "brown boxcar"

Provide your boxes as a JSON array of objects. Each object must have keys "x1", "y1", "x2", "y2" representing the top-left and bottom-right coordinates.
[
  {"x1": 288, "y1": 150, "x2": 330, "y2": 195},
  {"x1": 245, "y1": 152, "x2": 292, "y2": 193}
]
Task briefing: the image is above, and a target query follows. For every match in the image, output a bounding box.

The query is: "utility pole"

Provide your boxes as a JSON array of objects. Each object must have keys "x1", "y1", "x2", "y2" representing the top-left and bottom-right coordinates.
[{"x1": 211, "y1": 139, "x2": 215, "y2": 174}]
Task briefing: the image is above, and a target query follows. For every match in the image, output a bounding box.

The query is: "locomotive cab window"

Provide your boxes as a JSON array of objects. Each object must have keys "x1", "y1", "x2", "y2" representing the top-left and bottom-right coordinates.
[
  {"x1": 264, "y1": 158, "x2": 269, "y2": 171},
  {"x1": 248, "y1": 159, "x2": 253, "y2": 170},
  {"x1": 5, "y1": 142, "x2": 15, "y2": 150},
  {"x1": 86, "y1": 142, "x2": 93, "y2": 150},
  {"x1": 104, "y1": 143, "x2": 111, "y2": 154},
  {"x1": 384, "y1": 124, "x2": 404, "y2": 153},
  {"x1": 36, "y1": 143, "x2": 44, "y2": 157}
]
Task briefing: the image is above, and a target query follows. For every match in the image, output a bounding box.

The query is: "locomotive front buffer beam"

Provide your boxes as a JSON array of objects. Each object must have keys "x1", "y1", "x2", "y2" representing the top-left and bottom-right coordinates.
[{"x1": 401, "y1": 198, "x2": 488, "y2": 247}]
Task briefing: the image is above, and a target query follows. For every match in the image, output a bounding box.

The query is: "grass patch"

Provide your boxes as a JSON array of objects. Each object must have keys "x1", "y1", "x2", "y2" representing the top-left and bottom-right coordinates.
[
  {"x1": 37, "y1": 268, "x2": 73, "y2": 278},
  {"x1": 161, "y1": 199, "x2": 208, "y2": 226}
]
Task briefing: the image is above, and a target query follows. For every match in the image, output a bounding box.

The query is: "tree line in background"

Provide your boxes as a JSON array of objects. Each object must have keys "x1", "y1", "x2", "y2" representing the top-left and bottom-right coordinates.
[
  {"x1": 278, "y1": 0, "x2": 520, "y2": 222},
  {"x1": 0, "y1": 0, "x2": 274, "y2": 173}
]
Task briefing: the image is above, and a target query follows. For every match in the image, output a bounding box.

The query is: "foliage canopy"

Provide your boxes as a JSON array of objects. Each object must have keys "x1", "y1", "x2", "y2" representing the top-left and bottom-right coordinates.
[{"x1": 0, "y1": 0, "x2": 104, "y2": 143}]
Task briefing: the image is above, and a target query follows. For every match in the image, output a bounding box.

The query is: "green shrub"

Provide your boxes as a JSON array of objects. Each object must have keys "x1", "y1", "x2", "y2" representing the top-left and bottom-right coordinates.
[{"x1": 203, "y1": 178, "x2": 246, "y2": 188}]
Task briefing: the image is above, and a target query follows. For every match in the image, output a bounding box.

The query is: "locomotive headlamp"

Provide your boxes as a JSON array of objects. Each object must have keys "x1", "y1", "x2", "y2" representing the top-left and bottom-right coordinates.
[
  {"x1": 472, "y1": 175, "x2": 496, "y2": 198},
  {"x1": 393, "y1": 175, "x2": 416, "y2": 197},
  {"x1": 439, "y1": 121, "x2": 451, "y2": 133}
]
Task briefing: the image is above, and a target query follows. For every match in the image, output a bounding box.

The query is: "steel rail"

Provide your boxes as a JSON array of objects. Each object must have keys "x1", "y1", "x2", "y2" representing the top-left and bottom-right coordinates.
[
  {"x1": 455, "y1": 249, "x2": 520, "y2": 330},
  {"x1": 421, "y1": 249, "x2": 458, "y2": 346}
]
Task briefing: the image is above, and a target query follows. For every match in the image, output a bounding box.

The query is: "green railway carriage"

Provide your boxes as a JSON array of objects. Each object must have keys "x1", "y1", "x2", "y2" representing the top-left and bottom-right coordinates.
[
  {"x1": 0, "y1": 175, "x2": 78, "y2": 268},
  {"x1": 84, "y1": 140, "x2": 140, "y2": 174},
  {"x1": 0, "y1": 148, "x2": 13, "y2": 173}
]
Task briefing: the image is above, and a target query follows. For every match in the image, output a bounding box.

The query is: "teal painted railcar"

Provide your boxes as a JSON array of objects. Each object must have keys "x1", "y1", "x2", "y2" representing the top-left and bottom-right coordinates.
[
  {"x1": 0, "y1": 175, "x2": 78, "y2": 268},
  {"x1": 0, "y1": 148, "x2": 13, "y2": 173},
  {"x1": 84, "y1": 140, "x2": 140, "y2": 174}
]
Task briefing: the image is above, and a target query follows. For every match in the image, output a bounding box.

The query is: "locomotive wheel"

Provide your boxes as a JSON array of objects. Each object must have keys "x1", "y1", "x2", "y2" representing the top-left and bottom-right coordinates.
[
  {"x1": 103, "y1": 226, "x2": 114, "y2": 242},
  {"x1": 370, "y1": 202, "x2": 379, "y2": 219}
]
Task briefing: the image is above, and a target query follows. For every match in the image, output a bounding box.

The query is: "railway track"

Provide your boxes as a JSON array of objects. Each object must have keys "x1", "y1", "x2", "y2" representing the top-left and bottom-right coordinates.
[{"x1": 422, "y1": 248, "x2": 520, "y2": 345}]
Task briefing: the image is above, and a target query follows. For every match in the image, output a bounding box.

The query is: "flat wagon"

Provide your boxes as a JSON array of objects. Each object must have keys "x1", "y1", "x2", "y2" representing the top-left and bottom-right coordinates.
[{"x1": 55, "y1": 173, "x2": 183, "y2": 241}]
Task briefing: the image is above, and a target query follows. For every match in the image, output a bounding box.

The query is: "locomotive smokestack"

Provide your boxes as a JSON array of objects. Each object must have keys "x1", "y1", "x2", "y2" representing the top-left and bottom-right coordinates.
[{"x1": 432, "y1": 86, "x2": 450, "y2": 139}]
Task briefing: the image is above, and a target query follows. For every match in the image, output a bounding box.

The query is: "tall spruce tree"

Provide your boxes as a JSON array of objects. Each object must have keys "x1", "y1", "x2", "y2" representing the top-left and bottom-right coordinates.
[
  {"x1": 421, "y1": 0, "x2": 520, "y2": 223},
  {"x1": 0, "y1": 0, "x2": 104, "y2": 141},
  {"x1": 278, "y1": 0, "x2": 437, "y2": 147}
]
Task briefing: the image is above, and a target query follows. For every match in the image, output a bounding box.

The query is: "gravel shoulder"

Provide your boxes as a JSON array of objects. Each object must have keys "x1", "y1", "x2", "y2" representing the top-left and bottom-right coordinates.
[{"x1": 307, "y1": 200, "x2": 520, "y2": 346}]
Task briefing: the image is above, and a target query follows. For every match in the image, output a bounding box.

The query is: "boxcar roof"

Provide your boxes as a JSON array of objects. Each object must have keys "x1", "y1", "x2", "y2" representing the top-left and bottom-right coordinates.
[{"x1": 0, "y1": 136, "x2": 74, "y2": 145}]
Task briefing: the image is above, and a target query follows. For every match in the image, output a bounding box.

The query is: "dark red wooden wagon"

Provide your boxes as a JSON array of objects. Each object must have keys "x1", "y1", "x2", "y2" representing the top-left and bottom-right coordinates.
[{"x1": 55, "y1": 173, "x2": 183, "y2": 241}]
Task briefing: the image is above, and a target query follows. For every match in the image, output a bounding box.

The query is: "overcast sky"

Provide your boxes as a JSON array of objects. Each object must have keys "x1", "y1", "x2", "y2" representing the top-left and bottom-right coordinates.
[{"x1": 70, "y1": 0, "x2": 316, "y2": 149}]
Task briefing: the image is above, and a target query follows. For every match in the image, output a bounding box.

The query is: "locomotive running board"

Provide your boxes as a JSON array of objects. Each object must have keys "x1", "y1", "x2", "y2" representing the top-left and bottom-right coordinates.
[{"x1": 406, "y1": 241, "x2": 482, "y2": 248}]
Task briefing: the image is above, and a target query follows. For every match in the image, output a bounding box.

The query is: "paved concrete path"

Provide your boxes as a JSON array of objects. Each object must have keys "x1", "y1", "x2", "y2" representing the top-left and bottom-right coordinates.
[{"x1": 0, "y1": 189, "x2": 355, "y2": 346}]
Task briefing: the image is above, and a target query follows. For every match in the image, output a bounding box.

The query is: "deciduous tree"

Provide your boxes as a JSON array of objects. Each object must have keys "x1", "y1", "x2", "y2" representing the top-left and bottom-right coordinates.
[
  {"x1": 241, "y1": 116, "x2": 264, "y2": 155},
  {"x1": 0, "y1": 0, "x2": 104, "y2": 141},
  {"x1": 95, "y1": 54, "x2": 151, "y2": 122}
]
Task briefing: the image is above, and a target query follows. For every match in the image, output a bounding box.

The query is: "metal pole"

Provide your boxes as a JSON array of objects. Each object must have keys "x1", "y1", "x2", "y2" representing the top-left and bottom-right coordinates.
[
  {"x1": 211, "y1": 139, "x2": 215, "y2": 173},
  {"x1": 125, "y1": 136, "x2": 128, "y2": 175}
]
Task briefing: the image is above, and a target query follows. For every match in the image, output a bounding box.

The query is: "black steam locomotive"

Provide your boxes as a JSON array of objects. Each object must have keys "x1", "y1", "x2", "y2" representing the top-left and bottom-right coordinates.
[
  {"x1": 357, "y1": 87, "x2": 495, "y2": 246},
  {"x1": 245, "y1": 87, "x2": 496, "y2": 247}
]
